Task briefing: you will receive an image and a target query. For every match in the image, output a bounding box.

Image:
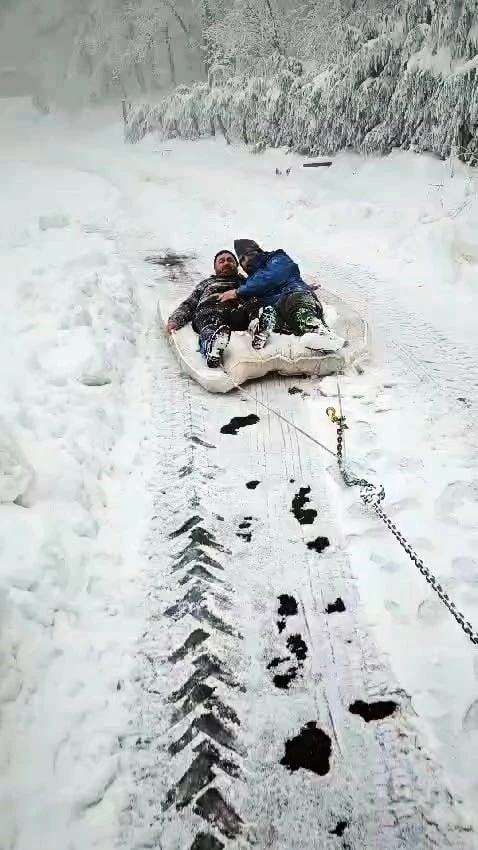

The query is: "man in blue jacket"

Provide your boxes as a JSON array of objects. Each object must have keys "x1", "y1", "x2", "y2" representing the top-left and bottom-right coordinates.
[{"x1": 219, "y1": 239, "x2": 326, "y2": 346}]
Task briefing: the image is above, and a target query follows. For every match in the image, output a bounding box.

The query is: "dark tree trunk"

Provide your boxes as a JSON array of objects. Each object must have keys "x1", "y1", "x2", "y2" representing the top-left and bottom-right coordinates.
[
  {"x1": 163, "y1": 24, "x2": 176, "y2": 86},
  {"x1": 264, "y1": 0, "x2": 283, "y2": 54},
  {"x1": 134, "y1": 62, "x2": 147, "y2": 93}
]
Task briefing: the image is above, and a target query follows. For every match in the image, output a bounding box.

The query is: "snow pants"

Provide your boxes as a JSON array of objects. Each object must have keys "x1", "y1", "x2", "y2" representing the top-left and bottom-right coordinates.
[{"x1": 273, "y1": 290, "x2": 325, "y2": 335}]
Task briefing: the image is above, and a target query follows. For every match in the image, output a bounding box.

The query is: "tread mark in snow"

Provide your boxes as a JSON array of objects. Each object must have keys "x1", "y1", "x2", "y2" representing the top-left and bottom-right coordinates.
[
  {"x1": 188, "y1": 526, "x2": 229, "y2": 552},
  {"x1": 220, "y1": 414, "x2": 260, "y2": 435},
  {"x1": 163, "y1": 740, "x2": 241, "y2": 810},
  {"x1": 169, "y1": 712, "x2": 243, "y2": 756},
  {"x1": 329, "y1": 820, "x2": 349, "y2": 837},
  {"x1": 349, "y1": 699, "x2": 398, "y2": 722},
  {"x1": 194, "y1": 654, "x2": 245, "y2": 689},
  {"x1": 307, "y1": 536, "x2": 330, "y2": 553},
  {"x1": 326, "y1": 598, "x2": 346, "y2": 614},
  {"x1": 168, "y1": 628, "x2": 210, "y2": 663},
  {"x1": 169, "y1": 515, "x2": 202, "y2": 538},
  {"x1": 179, "y1": 565, "x2": 226, "y2": 586},
  {"x1": 291, "y1": 486, "x2": 317, "y2": 525},
  {"x1": 172, "y1": 547, "x2": 225, "y2": 572},
  {"x1": 193, "y1": 787, "x2": 244, "y2": 839},
  {"x1": 280, "y1": 721, "x2": 332, "y2": 776},
  {"x1": 191, "y1": 435, "x2": 216, "y2": 448},
  {"x1": 278, "y1": 594, "x2": 298, "y2": 617},
  {"x1": 190, "y1": 832, "x2": 225, "y2": 850},
  {"x1": 194, "y1": 607, "x2": 240, "y2": 637},
  {"x1": 170, "y1": 683, "x2": 240, "y2": 726},
  {"x1": 246, "y1": 480, "x2": 260, "y2": 489},
  {"x1": 159, "y1": 439, "x2": 246, "y2": 844},
  {"x1": 138, "y1": 272, "x2": 249, "y2": 849},
  {"x1": 169, "y1": 655, "x2": 244, "y2": 703},
  {"x1": 145, "y1": 251, "x2": 196, "y2": 266},
  {"x1": 164, "y1": 583, "x2": 230, "y2": 620}
]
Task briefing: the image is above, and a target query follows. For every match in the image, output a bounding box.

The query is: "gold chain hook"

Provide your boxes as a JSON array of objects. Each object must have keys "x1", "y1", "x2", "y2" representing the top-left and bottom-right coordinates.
[{"x1": 326, "y1": 406, "x2": 348, "y2": 427}]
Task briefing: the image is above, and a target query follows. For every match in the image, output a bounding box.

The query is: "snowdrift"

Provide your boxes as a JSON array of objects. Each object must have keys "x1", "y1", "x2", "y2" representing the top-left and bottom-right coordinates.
[{"x1": 158, "y1": 289, "x2": 369, "y2": 393}]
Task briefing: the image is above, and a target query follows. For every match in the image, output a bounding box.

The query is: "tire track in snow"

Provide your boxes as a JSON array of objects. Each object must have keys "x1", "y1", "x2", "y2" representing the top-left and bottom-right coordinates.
[
  {"x1": 51, "y1": 151, "x2": 474, "y2": 846},
  {"x1": 319, "y1": 258, "x2": 478, "y2": 433},
  {"x1": 122, "y1": 322, "x2": 250, "y2": 850},
  {"x1": 118, "y1": 260, "x2": 474, "y2": 849}
]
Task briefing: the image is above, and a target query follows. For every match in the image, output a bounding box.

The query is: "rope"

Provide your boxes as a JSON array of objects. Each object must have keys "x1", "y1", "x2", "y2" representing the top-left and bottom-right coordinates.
[
  {"x1": 223, "y1": 367, "x2": 337, "y2": 459},
  {"x1": 169, "y1": 319, "x2": 478, "y2": 645},
  {"x1": 168, "y1": 324, "x2": 337, "y2": 459},
  {"x1": 228, "y1": 353, "x2": 478, "y2": 646},
  {"x1": 170, "y1": 321, "x2": 478, "y2": 643}
]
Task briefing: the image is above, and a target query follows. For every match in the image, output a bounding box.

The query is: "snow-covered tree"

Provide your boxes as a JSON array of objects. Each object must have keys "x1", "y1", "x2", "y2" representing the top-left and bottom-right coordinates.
[
  {"x1": 2, "y1": 0, "x2": 477, "y2": 166},
  {"x1": 126, "y1": 0, "x2": 478, "y2": 165},
  {"x1": 0, "y1": 0, "x2": 207, "y2": 107},
  {"x1": 203, "y1": 0, "x2": 288, "y2": 73}
]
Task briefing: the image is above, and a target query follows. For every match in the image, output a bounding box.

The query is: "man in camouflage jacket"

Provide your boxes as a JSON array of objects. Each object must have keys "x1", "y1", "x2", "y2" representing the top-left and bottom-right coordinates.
[{"x1": 167, "y1": 250, "x2": 276, "y2": 368}]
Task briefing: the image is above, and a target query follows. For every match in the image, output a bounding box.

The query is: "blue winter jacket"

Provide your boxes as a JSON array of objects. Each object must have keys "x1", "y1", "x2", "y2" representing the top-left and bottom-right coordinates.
[{"x1": 236, "y1": 249, "x2": 312, "y2": 307}]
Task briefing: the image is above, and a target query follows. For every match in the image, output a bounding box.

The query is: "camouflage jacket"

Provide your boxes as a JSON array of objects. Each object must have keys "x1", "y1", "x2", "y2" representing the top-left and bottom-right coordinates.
[{"x1": 168, "y1": 274, "x2": 245, "y2": 330}]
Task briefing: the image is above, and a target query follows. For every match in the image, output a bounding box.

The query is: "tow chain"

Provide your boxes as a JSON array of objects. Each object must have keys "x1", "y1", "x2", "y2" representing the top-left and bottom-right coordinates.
[{"x1": 326, "y1": 404, "x2": 478, "y2": 646}]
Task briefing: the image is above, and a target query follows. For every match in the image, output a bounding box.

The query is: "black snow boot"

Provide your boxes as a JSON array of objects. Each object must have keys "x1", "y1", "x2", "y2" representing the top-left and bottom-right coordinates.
[
  {"x1": 251, "y1": 305, "x2": 277, "y2": 350},
  {"x1": 205, "y1": 325, "x2": 231, "y2": 368}
]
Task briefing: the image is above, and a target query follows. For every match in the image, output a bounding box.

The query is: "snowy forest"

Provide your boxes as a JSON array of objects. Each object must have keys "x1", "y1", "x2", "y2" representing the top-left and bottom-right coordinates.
[{"x1": 1, "y1": 0, "x2": 477, "y2": 159}]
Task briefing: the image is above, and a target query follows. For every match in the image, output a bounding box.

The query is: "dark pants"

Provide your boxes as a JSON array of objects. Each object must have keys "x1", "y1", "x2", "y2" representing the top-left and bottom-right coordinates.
[
  {"x1": 192, "y1": 299, "x2": 258, "y2": 351},
  {"x1": 274, "y1": 291, "x2": 325, "y2": 335}
]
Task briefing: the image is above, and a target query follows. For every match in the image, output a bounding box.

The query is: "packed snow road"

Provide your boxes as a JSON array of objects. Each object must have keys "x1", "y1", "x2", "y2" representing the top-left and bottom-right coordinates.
[{"x1": 1, "y1": 102, "x2": 478, "y2": 849}]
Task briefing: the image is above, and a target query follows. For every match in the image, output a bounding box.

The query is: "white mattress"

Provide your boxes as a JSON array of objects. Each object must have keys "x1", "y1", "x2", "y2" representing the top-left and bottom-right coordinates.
[{"x1": 157, "y1": 284, "x2": 370, "y2": 394}]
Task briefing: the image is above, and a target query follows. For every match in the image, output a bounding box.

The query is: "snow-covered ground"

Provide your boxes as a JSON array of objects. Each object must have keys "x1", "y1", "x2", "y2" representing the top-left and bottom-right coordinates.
[{"x1": 1, "y1": 98, "x2": 478, "y2": 848}]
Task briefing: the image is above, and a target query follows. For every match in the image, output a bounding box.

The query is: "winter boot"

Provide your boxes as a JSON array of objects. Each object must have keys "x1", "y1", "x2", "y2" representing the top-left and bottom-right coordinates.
[
  {"x1": 251, "y1": 305, "x2": 277, "y2": 350},
  {"x1": 205, "y1": 325, "x2": 231, "y2": 368},
  {"x1": 294, "y1": 307, "x2": 324, "y2": 334},
  {"x1": 294, "y1": 308, "x2": 344, "y2": 351}
]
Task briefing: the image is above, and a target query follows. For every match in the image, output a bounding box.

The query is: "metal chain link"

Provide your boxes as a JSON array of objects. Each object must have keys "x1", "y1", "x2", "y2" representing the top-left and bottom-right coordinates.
[{"x1": 327, "y1": 406, "x2": 478, "y2": 646}]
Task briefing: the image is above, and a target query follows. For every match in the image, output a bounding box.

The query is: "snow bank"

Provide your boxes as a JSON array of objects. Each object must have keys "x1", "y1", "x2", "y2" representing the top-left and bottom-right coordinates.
[
  {"x1": 0, "y1": 422, "x2": 33, "y2": 503},
  {"x1": 0, "y1": 152, "x2": 141, "y2": 849},
  {"x1": 125, "y1": 0, "x2": 478, "y2": 164}
]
